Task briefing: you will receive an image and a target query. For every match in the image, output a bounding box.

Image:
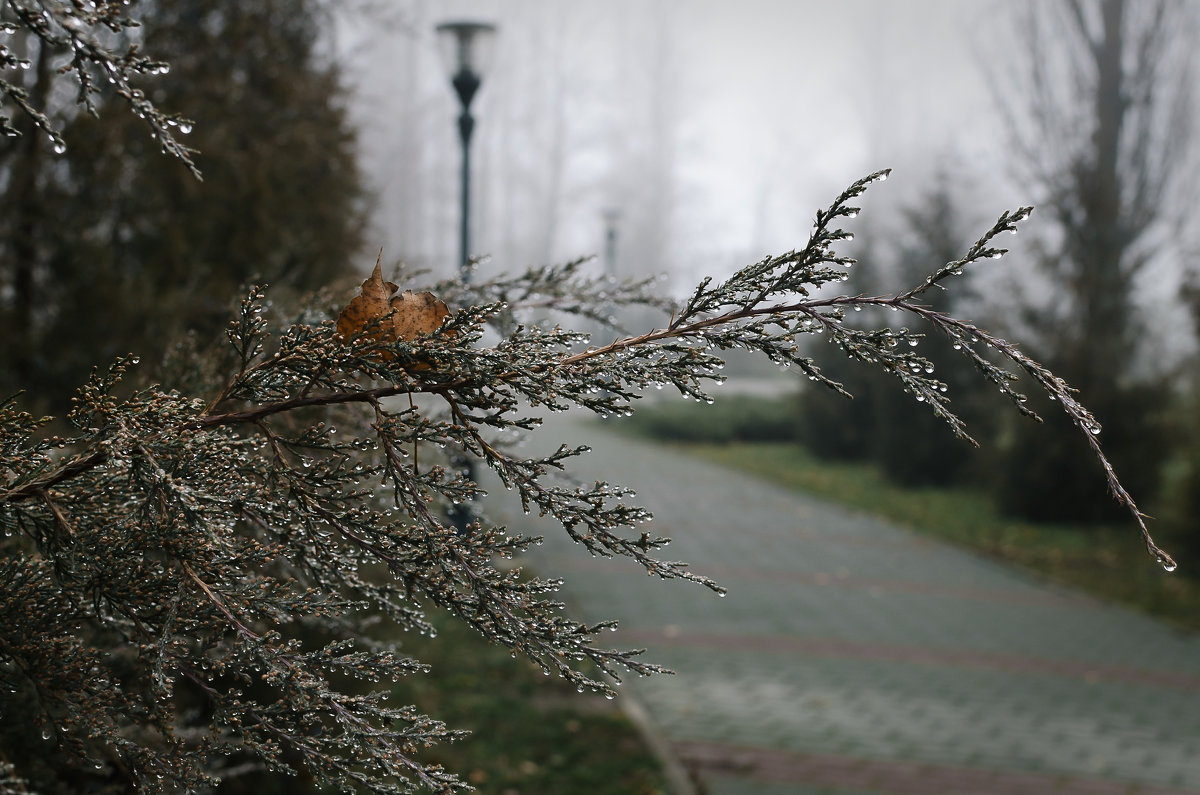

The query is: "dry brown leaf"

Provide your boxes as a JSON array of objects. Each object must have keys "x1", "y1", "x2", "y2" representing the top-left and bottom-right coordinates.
[
  {"x1": 387, "y1": 289, "x2": 451, "y2": 342},
  {"x1": 337, "y1": 254, "x2": 450, "y2": 362}
]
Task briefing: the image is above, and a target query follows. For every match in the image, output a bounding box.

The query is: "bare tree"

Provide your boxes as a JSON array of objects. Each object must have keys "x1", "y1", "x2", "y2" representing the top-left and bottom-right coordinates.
[
  {"x1": 1003, "y1": 0, "x2": 1193, "y2": 377},
  {"x1": 990, "y1": 0, "x2": 1196, "y2": 521}
]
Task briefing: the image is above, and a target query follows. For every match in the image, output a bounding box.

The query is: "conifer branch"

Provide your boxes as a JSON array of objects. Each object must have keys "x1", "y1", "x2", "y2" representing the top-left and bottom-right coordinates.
[
  {"x1": 0, "y1": 171, "x2": 1175, "y2": 792},
  {"x1": 0, "y1": 0, "x2": 199, "y2": 175}
]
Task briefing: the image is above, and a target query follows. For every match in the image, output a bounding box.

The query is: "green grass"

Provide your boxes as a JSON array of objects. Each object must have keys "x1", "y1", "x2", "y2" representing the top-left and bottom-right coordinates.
[
  {"x1": 663, "y1": 440, "x2": 1200, "y2": 633},
  {"x1": 387, "y1": 606, "x2": 669, "y2": 795},
  {"x1": 621, "y1": 393, "x2": 800, "y2": 445}
]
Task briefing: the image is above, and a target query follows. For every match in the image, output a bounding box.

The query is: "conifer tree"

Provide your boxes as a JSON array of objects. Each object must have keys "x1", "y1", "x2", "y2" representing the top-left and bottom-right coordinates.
[
  {"x1": 0, "y1": 0, "x2": 364, "y2": 407},
  {"x1": 872, "y1": 176, "x2": 996, "y2": 486},
  {"x1": 797, "y1": 172, "x2": 992, "y2": 485}
]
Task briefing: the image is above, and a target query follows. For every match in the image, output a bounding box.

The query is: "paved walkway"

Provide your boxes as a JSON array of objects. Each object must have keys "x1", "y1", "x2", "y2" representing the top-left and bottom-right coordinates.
[{"x1": 497, "y1": 415, "x2": 1200, "y2": 794}]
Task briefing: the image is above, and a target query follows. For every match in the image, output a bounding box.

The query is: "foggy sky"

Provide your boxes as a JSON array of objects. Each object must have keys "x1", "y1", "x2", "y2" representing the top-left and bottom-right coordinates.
[
  {"x1": 343, "y1": 2, "x2": 1031, "y2": 285},
  {"x1": 676, "y1": 0, "x2": 1011, "y2": 256}
]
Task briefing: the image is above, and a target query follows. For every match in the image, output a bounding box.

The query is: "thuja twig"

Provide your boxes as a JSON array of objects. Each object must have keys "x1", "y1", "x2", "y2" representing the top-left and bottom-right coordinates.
[{"x1": 0, "y1": 170, "x2": 1176, "y2": 795}]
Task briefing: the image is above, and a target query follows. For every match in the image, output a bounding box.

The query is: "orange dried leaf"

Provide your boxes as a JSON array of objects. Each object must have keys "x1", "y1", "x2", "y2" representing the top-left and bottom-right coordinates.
[
  {"x1": 387, "y1": 289, "x2": 452, "y2": 341},
  {"x1": 337, "y1": 254, "x2": 450, "y2": 345},
  {"x1": 336, "y1": 256, "x2": 399, "y2": 342}
]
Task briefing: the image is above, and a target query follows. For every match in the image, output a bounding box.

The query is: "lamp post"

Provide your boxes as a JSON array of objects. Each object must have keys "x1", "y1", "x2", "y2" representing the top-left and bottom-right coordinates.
[
  {"x1": 597, "y1": 209, "x2": 621, "y2": 409},
  {"x1": 436, "y1": 21, "x2": 495, "y2": 532},
  {"x1": 435, "y1": 21, "x2": 497, "y2": 281},
  {"x1": 601, "y1": 208, "x2": 620, "y2": 281}
]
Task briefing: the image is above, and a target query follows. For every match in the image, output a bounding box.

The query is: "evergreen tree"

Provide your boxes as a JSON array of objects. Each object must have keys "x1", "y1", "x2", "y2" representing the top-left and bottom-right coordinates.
[
  {"x1": 872, "y1": 176, "x2": 994, "y2": 487},
  {"x1": 1159, "y1": 280, "x2": 1200, "y2": 564},
  {"x1": 799, "y1": 173, "x2": 993, "y2": 487},
  {"x1": 796, "y1": 230, "x2": 883, "y2": 462},
  {"x1": 0, "y1": 0, "x2": 364, "y2": 408}
]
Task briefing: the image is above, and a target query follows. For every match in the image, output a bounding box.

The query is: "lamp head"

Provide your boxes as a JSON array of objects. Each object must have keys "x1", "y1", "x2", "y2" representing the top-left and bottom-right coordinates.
[{"x1": 436, "y1": 21, "x2": 497, "y2": 80}]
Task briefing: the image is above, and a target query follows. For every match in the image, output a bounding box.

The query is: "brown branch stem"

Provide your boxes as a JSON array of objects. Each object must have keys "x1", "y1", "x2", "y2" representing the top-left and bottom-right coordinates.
[
  {"x1": 1, "y1": 449, "x2": 109, "y2": 504},
  {"x1": 180, "y1": 560, "x2": 262, "y2": 641}
]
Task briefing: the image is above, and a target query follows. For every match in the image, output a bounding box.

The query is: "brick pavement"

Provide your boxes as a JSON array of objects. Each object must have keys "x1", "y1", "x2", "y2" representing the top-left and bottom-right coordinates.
[{"x1": 494, "y1": 414, "x2": 1200, "y2": 793}]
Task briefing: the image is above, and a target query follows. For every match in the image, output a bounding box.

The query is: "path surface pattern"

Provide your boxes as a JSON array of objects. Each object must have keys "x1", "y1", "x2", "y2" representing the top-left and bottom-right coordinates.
[{"x1": 501, "y1": 417, "x2": 1200, "y2": 794}]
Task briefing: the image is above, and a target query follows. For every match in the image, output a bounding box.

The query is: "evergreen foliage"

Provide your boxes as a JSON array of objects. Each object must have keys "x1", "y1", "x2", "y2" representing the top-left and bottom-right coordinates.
[
  {"x1": 798, "y1": 175, "x2": 995, "y2": 486},
  {"x1": 0, "y1": 0, "x2": 364, "y2": 406},
  {"x1": 795, "y1": 261, "x2": 882, "y2": 464},
  {"x1": 0, "y1": 171, "x2": 1178, "y2": 793},
  {"x1": 0, "y1": 0, "x2": 195, "y2": 173},
  {"x1": 869, "y1": 180, "x2": 998, "y2": 487},
  {"x1": 0, "y1": 5, "x2": 1182, "y2": 793}
]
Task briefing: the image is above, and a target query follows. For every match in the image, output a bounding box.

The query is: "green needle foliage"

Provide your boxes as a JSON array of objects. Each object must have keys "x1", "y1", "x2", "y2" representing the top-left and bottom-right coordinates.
[
  {"x1": 0, "y1": 170, "x2": 1177, "y2": 793},
  {"x1": 0, "y1": 0, "x2": 196, "y2": 175}
]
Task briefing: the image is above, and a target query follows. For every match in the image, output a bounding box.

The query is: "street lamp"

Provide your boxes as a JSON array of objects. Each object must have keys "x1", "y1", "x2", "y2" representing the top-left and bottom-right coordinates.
[
  {"x1": 600, "y1": 208, "x2": 621, "y2": 281},
  {"x1": 436, "y1": 21, "x2": 495, "y2": 533},
  {"x1": 435, "y1": 20, "x2": 497, "y2": 281}
]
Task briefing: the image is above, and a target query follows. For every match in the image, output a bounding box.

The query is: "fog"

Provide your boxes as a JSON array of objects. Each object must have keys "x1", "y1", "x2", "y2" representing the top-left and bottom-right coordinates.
[
  {"x1": 340, "y1": 1, "x2": 1021, "y2": 291},
  {"x1": 337, "y1": 5, "x2": 1200, "y2": 792}
]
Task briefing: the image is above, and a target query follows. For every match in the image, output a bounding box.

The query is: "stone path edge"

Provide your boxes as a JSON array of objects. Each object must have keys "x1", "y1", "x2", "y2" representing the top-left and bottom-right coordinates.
[
  {"x1": 616, "y1": 681, "x2": 700, "y2": 795},
  {"x1": 674, "y1": 740, "x2": 1200, "y2": 795}
]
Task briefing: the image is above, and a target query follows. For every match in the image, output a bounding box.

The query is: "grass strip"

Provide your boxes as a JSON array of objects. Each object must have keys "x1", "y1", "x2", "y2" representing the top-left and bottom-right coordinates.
[{"x1": 388, "y1": 605, "x2": 670, "y2": 795}]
